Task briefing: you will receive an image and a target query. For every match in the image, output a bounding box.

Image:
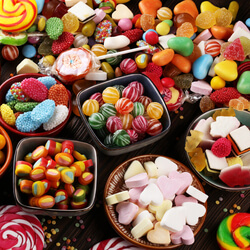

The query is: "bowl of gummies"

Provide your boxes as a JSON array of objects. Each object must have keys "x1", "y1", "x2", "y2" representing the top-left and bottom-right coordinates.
[
  {"x1": 77, "y1": 74, "x2": 171, "y2": 156},
  {"x1": 0, "y1": 73, "x2": 72, "y2": 137},
  {"x1": 104, "y1": 154, "x2": 207, "y2": 249},
  {"x1": 185, "y1": 107, "x2": 250, "y2": 191}
]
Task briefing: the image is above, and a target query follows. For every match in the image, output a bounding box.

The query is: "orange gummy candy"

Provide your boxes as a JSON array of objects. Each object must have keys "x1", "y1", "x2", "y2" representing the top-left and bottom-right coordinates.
[
  {"x1": 185, "y1": 130, "x2": 203, "y2": 153},
  {"x1": 228, "y1": 99, "x2": 244, "y2": 111},
  {"x1": 140, "y1": 14, "x2": 155, "y2": 31},
  {"x1": 139, "y1": 0, "x2": 162, "y2": 18},
  {"x1": 176, "y1": 22, "x2": 194, "y2": 38},
  {"x1": 238, "y1": 96, "x2": 250, "y2": 110},
  {"x1": 174, "y1": 0, "x2": 199, "y2": 19},
  {"x1": 195, "y1": 11, "x2": 216, "y2": 29},
  {"x1": 189, "y1": 147, "x2": 206, "y2": 172}
]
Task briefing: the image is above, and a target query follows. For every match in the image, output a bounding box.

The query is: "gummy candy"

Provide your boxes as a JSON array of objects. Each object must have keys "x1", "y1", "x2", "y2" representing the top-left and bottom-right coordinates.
[
  {"x1": 140, "y1": 14, "x2": 155, "y2": 31},
  {"x1": 228, "y1": 99, "x2": 244, "y2": 111},
  {"x1": 174, "y1": 13, "x2": 196, "y2": 32},
  {"x1": 38, "y1": 37, "x2": 53, "y2": 56},
  {"x1": 195, "y1": 11, "x2": 216, "y2": 29},
  {"x1": 185, "y1": 130, "x2": 203, "y2": 153},
  {"x1": 239, "y1": 37, "x2": 250, "y2": 56},
  {"x1": 212, "y1": 107, "x2": 236, "y2": 121},
  {"x1": 214, "y1": 8, "x2": 233, "y2": 27},
  {"x1": 62, "y1": 12, "x2": 79, "y2": 33},
  {"x1": 223, "y1": 38, "x2": 245, "y2": 61},
  {"x1": 199, "y1": 95, "x2": 215, "y2": 113},
  {"x1": 188, "y1": 147, "x2": 206, "y2": 172},
  {"x1": 176, "y1": 22, "x2": 194, "y2": 38},
  {"x1": 173, "y1": 73, "x2": 193, "y2": 89},
  {"x1": 45, "y1": 17, "x2": 64, "y2": 40},
  {"x1": 185, "y1": 44, "x2": 202, "y2": 63}
]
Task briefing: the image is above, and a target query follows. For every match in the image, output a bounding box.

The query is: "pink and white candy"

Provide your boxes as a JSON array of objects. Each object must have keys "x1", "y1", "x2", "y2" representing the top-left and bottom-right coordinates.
[
  {"x1": 1, "y1": 45, "x2": 19, "y2": 61},
  {"x1": 132, "y1": 115, "x2": 148, "y2": 134},
  {"x1": 128, "y1": 81, "x2": 144, "y2": 96},
  {"x1": 106, "y1": 116, "x2": 123, "y2": 133},
  {"x1": 120, "y1": 58, "x2": 137, "y2": 75},
  {"x1": 204, "y1": 41, "x2": 221, "y2": 57},
  {"x1": 122, "y1": 85, "x2": 140, "y2": 102}
]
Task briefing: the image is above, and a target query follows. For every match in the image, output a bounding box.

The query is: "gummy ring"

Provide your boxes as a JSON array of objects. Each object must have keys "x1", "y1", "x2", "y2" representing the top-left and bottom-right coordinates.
[
  {"x1": 217, "y1": 213, "x2": 250, "y2": 250},
  {"x1": 54, "y1": 47, "x2": 93, "y2": 83},
  {"x1": 0, "y1": 0, "x2": 37, "y2": 32}
]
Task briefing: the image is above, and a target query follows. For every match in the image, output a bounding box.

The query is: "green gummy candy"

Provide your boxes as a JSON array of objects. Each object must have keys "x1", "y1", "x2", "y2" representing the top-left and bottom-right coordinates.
[
  {"x1": 167, "y1": 37, "x2": 194, "y2": 57},
  {"x1": 14, "y1": 102, "x2": 39, "y2": 112}
]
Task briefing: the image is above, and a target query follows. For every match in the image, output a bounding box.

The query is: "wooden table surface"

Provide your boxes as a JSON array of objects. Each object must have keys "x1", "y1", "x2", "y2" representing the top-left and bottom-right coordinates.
[{"x1": 0, "y1": 0, "x2": 249, "y2": 249}]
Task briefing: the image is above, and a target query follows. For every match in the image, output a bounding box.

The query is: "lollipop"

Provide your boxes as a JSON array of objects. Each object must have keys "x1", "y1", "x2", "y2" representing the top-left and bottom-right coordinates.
[{"x1": 0, "y1": 0, "x2": 38, "y2": 32}]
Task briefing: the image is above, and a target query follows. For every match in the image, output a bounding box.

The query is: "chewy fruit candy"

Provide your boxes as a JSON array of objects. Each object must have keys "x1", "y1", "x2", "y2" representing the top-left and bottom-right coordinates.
[
  {"x1": 188, "y1": 147, "x2": 206, "y2": 172},
  {"x1": 185, "y1": 130, "x2": 203, "y2": 153},
  {"x1": 195, "y1": 11, "x2": 216, "y2": 29}
]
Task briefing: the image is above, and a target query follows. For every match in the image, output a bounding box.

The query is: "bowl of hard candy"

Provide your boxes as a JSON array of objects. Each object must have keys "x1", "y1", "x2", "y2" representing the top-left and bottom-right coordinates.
[
  {"x1": 104, "y1": 154, "x2": 208, "y2": 249},
  {"x1": 13, "y1": 137, "x2": 97, "y2": 216},
  {"x1": 76, "y1": 74, "x2": 171, "y2": 156},
  {"x1": 185, "y1": 107, "x2": 250, "y2": 191},
  {"x1": 0, "y1": 73, "x2": 72, "y2": 137}
]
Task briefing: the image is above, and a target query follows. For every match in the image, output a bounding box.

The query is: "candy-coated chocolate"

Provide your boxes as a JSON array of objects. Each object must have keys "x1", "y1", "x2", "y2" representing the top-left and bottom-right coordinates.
[
  {"x1": 135, "y1": 53, "x2": 148, "y2": 69},
  {"x1": 156, "y1": 22, "x2": 170, "y2": 36}
]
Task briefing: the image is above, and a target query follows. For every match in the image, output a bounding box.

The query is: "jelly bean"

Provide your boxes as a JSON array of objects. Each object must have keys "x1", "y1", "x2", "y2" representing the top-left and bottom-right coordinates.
[
  {"x1": 61, "y1": 168, "x2": 75, "y2": 184},
  {"x1": 152, "y1": 49, "x2": 175, "y2": 66},
  {"x1": 192, "y1": 54, "x2": 213, "y2": 80},
  {"x1": 82, "y1": 99, "x2": 99, "y2": 116},
  {"x1": 228, "y1": 1, "x2": 239, "y2": 21},
  {"x1": 171, "y1": 54, "x2": 192, "y2": 73},
  {"x1": 73, "y1": 188, "x2": 86, "y2": 202},
  {"x1": 210, "y1": 26, "x2": 234, "y2": 40},
  {"x1": 55, "y1": 152, "x2": 74, "y2": 166},
  {"x1": 138, "y1": 0, "x2": 162, "y2": 18},
  {"x1": 20, "y1": 179, "x2": 33, "y2": 194},
  {"x1": 214, "y1": 60, "x2": 238, "y2": 82},
  {"x1": 157, "y1": 7, "x2": 172, "y2": 21},
  {"x1": 15, "y1": 161, "x2": 32, "y2": 177},
  {"x1": 31, "y1": 145, "x2": 48, "y2": 161},
  {"x1": 78, "y1": 172, "x2": 94, "y2": 185},
  {"x1": 167, "y1": 37, "x2": 194, "y2": 57},
  {"x1": 33, "y1": 157, "x2": 48, "y2": 169},
  {"x1": 135, "y1": 54, "x2": 148, "y2": 69},
  {"x1": 32, "y1": 181, "x2": 46, "y2": 197},
  {"x1": 101, "y1": 62, "x2": 115, "y2": 79},
  {"x1": 38, "y1": 195, "x2": 55, "y2": 209},
  {"x1": 156, "y1": 22, "x2": 170, "y2": 36},
  {"x1": 45, "y1": 139, "x2": 62, "y2": 156},
  {"x1": 174, "y1": 0, "x2": 199, "y2": 19},
  {"x1": 147, "y1": 102, "x2": 163, "y2": 119},
  {"x1": 102, "y1": 87, "x2": 120, "y2": 104},
  {"x1": 64, "y1": 183, "x2": 75, "y2": 197},
  {"x1": 37, "y1": 16, "x2": 46, "y2": 32},
  {"x1": 237, "y1": 71, "x2": 250, "y2": 94},
  {"x1": 45, "y1": 169, "x2": 61, "y2": 182},
  {"x1": 55, "y1": 189, "x2": 68, "y2": 204},
  {"x1": 210, "y1": 76, "x2": 226, "y2": 90},
  {"x1": 30, "y1": 167, "x2": 46, "y2": 181},
  {"x1": 73, "y1": 151, "x2": 87, "y2": 161},
  {"x1": 22, "y1": 44, "x2": 36, "y2": 58},
  {"x1": 82, "y1": 20, "x2": 96, "y2": 37},
  {"x1": 61, "y1": 140, "x2": 74, "y2": 154},
  {"x1": 200, "y1": 1, "x2": 219, "y2": 13},
  {"x1": 144, "y1": 31, "x2": 159, "y2": 45}
]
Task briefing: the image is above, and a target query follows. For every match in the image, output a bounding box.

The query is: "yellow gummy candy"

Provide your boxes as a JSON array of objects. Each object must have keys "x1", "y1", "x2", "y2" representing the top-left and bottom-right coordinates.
[
  {"x1": 189, "y1": 147, "x2": 206, "y2": 172},
  {"x1": 0, "y1": 104, "x2": 16, "y2": 126},
  {"x1": 226, "y1": 156, "x2": 243, "y2": 166},
  {"x1": 212, "y1": 107, "x2": 236, "y2": 120},
  {"x1": 200, "y1": 1, "x2": 219, "y2": 13},
  {"x1": 185, "y1": 130, "x2": 204, "y2": 153}
]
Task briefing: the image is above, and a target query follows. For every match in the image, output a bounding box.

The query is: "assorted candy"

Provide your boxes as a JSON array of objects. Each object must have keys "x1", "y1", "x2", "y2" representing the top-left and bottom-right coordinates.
[
  {"x1": 105, "y1": 156, "x2": 208, "y2": 246},
  {"x1": 0, "y1": 76, "x2": 70, "y2": 133},
  {"x1": 81, "y1": 81, "x2": 165, "y2": 147},
  {"x1": 0, "y1": 133, "x2": 6, "y2": 166},
  {"x1": 185, "y1": 108, "x2": 250, "y2": 187},
  {"x1": 15, "y1": 139, "x2": 94, "y2": 210}
]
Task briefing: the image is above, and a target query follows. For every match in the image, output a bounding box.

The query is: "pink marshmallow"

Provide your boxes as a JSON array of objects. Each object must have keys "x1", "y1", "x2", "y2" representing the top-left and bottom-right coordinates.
[
  {"x1": 171, "y1": 225, "x2": 195, "y2": 245},
  {"x1": 92, "y1": 8, "x2": 106, "y2": 24},
  {"x1": 174, "y1": 194, "x2": 198, "y2": 206},
  {"x1": 233, "y1": 21, "x2": 250, "y2": 32},
  {"x1": 190, "y1": 80, "x2": 213, "y2": 96},
  {"x1": 125, "y1": 173, "x2": 148, "y2": 189},
  {"x1": 129, "y1": 187, "x2": 145, "y2": 203},
  {"x1": 193, "y1": 29, "x2": 212, "y2": 44},
  {"x1": 116, "y1": 201, "x2": 139, "y2": 225}
]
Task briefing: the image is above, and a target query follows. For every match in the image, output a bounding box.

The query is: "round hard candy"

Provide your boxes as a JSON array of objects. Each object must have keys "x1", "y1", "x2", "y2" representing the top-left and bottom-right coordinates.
[
  {"x1": 1, "y1": 45, "x2": 19, "y2": 61},
  {"x1": 82, "y1": 99, "x2": 99, "y2": 116},
  {"x1": 132, "y1": 115, "x2": 148, "y2": 134},
  {"x1": 137, "y1": 95, "x2": 152, "y2": 109},
  {"x1": 128, "y1": 81, "x2": 144, "y2": 96},
  {"x1": 99, "y1": 103, "x2": 117, "y2": 119},
  {"x1": 115, "y1": 97, "x2": 134, "y2": 114},
  {"x1": 113, "y1": 85, "x2": 125, "y2": 97},
  {"x1": 88, "y1": 112, "x2": 106, "y2": 129},
  {"x1": 204, "y1": 40, "x2": 221, "y2": 57},
  {"x1": 126, "y1": 129, "x2": 139, "y2": 144},
  {"x1": 120, "y1": 58, "x2": 137, "y2": 74},
  {"x1": 91, "y1": 44, "x2": 107, "y2": 57},
  {"x1": 118, "y1": 18, "x2": 133, "y2": 31},
  {"x1": 113, "y1": 129, "x2": 130, "y2": 147},
  {"x1": 122, "y1": 85, "x2": 140, "y2": 102},
  {"x1": 146, "y1": 118, "x2": 163, "y2": 136},
  {"x1": 73, "y1": 34, "x2": 88, "y2": 48},
  {"x1": 90, "y1": 92, "x2": 104, "y2": 107},
  {"x1": 146, "y1": 102, "x2": 164, "y2": 119},
  {"x1": 131, "y1": 102, "x2": 145, "y2": 117},
  {"x1": 106, "y1": 116, "x2": 123, "y2": 133},
  {"x1": 117, "y1": 113, "x2": 134, "y2": 130},
  {"x1": 102, "y1": 87, "x2": 120, "y2": 104},
  {"x1": 106, "y1": 50, "x2": 122, "y2": 66}
]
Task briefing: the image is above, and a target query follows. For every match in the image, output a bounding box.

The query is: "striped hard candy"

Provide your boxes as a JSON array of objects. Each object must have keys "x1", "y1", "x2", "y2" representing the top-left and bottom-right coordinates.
[
  {"x1": 120, "y1": 58, "x2": 138, "y2": 74},
  {"x1": 205, "y1": 40, "x2": 221, "y2": 57},
  {"x1": 1, "y1": 45, "x2": 19, "y2": 61}
]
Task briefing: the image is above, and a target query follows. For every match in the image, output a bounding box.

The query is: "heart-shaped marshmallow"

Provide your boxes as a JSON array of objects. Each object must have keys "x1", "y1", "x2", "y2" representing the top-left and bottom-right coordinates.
[
  {"x1": 160, "y1": 206, "x2": 186, "y2": 232},
  {"x1": 112, "y1": 4, "x2": 134, "y2": 21},
  {"x1": 129, "y1": 187, "x2": 145, "y2": 203},
  {"x1": 168, "y1": 171, "x2": 193, "y2": 195},
  {"x1": 171, "y1": 225, "x2": 195, "y2": 245},
  {"x1": 116, "y1": 201, "x2": 139, "y2": 225},
  {"x1": 148, "y1": 199, "x2": 172, "y2": 221},
  {"x1": 174, "y1": 195, "x2": 198, "y2": 206},
  {"x1": 139, "y1": 183, "x2": 163, "y2": 206},
  {"x1": 147, "y1": 222, "x2": 171, "y2": 245},
  {"x1": 132, "y1": 210, "x2": 155, "y2": 227},
  {"x1": 144, "y1": 161, "x2": 158, "y2": 178},
  {"x1": 155, "y1": 156, "x2": 178, "y2": 176},
  {"x1": 182, "y1": 202, "x2": 206, "y2": 226},
  {"x1": 125, "y1": 172, "x2": 148, "y2": 189},
  {"x1": 124, "y1": 160, "x2": 145, "y2": 180},
  {"x1": 156, "y1": 175, "x2": 181, "y2": 200}
]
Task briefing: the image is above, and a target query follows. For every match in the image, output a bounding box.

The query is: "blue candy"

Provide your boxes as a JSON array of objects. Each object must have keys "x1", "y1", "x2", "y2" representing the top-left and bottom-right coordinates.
[
  {"x1": 246, "y1": 18, "x2": 250, "y2": 28},
  {"x1": 22, "y1": 44, "x2": 36, "y2": 58},
  {"x1": 192, "y1": 54, "x2": 213, "y2": 80},
  {"x1": 31, "y1": 99, "x2": 55, "y2": 124},
  {"x1": 37, "y1": 76, "x2": 57, "y2": 89},
  {"x1": 5, "y1": 89, "x2": 15, "y2": 102},
  {"x1": 16, "y1": 112, "x2": 42, "y2": 132},
  {"x1": 142, "y1": 29, "x2": 158, "y2": 41}
]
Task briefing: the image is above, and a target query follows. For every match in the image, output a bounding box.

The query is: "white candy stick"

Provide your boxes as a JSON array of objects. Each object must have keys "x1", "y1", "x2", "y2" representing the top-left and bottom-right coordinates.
[{"x1": 97, "y1": 46, "x2": 150, "y2": 60}]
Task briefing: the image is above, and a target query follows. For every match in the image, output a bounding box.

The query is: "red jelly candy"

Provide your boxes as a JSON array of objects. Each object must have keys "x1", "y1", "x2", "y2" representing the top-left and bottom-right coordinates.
[{"x1": 223, "y1": 38, "x2": 245, "y2": 61}]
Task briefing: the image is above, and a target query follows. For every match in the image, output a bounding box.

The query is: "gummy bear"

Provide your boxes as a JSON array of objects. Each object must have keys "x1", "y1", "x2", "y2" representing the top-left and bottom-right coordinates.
[
  {"x1": 223, "y1": 38, "x2": 245, "y2": 61},
  {"x1": 188, "y1": 147, "x2": 206, "y2": 172},
  {"x1": 185, "y1": 130, "x2": 204, "y2": 153},
  {"x1": 176, "y1": 22, "x2": 194, "y2": 38},
  {"x1": 140, "y1": 14, "x2": 155, "y2": 31},
  {"x1": 195, "y1": 11, "x2": 216, "y2": 29},
  {"x1": 214, "y1": 7, "x2": 233, "y2": 27},
  {"x1": 62, "y1": 12, "x2": 79, "y2": 33}
]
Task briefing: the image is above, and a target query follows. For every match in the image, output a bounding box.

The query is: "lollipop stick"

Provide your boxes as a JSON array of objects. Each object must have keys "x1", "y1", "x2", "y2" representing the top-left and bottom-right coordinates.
[
  {"x1": 27, "y1": 32, "x2": 47, "y2": 37},
  {"x1": 97, "y1": 46, "x2": 150, "y2": 60}
]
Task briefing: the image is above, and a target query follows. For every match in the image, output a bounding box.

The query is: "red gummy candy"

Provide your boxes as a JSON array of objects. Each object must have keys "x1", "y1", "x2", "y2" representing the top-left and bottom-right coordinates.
[
  {"x1": 223, "y1": 38, "x2": 245, "y2": 61},
  {"x1": 52, "y1": 32, "x2": 74, "y2": 55},
  {"x1": 145, "y1": 62, "x2": 163, "y2": 78},
  {"x1": 211, "y1": 138, "x2": 231, "y2": 157},
  {"x1": 142, "y1": 71, "x2": 164, "y2": 94},
  {"x1": 210, "y1": 87, "x2": 241, "y2": 104}
]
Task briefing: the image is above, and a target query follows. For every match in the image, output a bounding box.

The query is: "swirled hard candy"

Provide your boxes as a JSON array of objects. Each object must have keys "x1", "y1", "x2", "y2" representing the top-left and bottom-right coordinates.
[
  {"x1": 88, "y1": 112, "x2": 106, "y2": 129},
  {"x1": 102, "y1": 87, "x2": 120, "y2": 104},
  {"x1": 99, "y1": 103, "x2": 117, "y2": 119},
  {"x1": 106, "y1": 116, "x2": 123, "y2": 133},
  {"x1": 115, "y1": 97, "x2": 134, "y2": 114},
  {"x1": 192, "y1": 54, "x2": 213, "y2": 79},
  {"x1": 146, "y1": 102, "x2": 164, "y2": 120},
  {"x1": 122, "y1": 85, "x2": 140, "y2": 102},
  {"x1": 128, "y1": 81, "x2": 144, "y2": 96},
  {"x1": 120, "y1": 58, "x2": 137, "y2": 74},
  {"x1": 131, "y1": 102, "x2": 145, "y2": 117},
  {"x1": 106, "y1": 50, "x2": 122, "y2": 66},
  {"x1": 146, "y1": 118, "x2": 163, "y2": 136},
  {"x1": 113, "y1": 129, "x2": 130, "y2": 147},
  {"x1": 132, "y1": 115, "x2": 148, "y2": 134}
]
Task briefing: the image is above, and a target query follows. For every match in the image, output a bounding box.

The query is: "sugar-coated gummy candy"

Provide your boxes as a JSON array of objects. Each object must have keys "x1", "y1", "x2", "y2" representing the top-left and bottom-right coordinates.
[
  {"x1": 37, "y1": 76, "x2": 57, "y2": 89},
  {"x1": 45, "y1": 17, "x2": 64, "y2": 40},
  {"x1": 15, "y1": 111, "x2": 42, "y2": 132},
  {"x1": 62, "y1": 12, "x2": 79, "y2": 33},
  {"x1": 113, "y1": 129, "x2": 130, "y2": 147},
  {"x1": 82, "y1": 99, "x2": 99, "y2": 116},
  {"x1": 173, "y1": 73, "x2": 193, "y2": 89},
  {"x1": 214, "y1": 8, "x2": 232, "y2": 27},
  {"x1": 223, "y1": 38, "x2": 245, "y2": 61},
  {"x1": 48, "y1": 84, "x2": 69, "y2": 106},
  {"x1": 115, "y1": 97, "x2": 134, "y2": 115},
  {"x1": 240, "y1": 37, "x2": 250, "y2": 56},
  {"x1": 1, "y1": 104, "x2": 16, "y2": 126},
  {"x1": 88, "y1": 112, "x2": 106, "y2": 129},
  {"x1": 14, "y1": 102, "x2": 39, "y2": 112},
  {"x1": 199, "y1": 95, "x2": 215, "y2": 113},
  {"x1": 5, "y1": 89, "x2": 15, "y2": 103},
  {"x1": 10, "y1": 82, "x2": 30, "y2": 102},
  {"x1": 195, "y1": 11, "x2": 216, "y2": 29}
]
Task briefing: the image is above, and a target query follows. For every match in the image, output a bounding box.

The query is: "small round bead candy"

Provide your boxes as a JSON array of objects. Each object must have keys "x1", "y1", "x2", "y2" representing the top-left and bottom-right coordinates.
[
  {"x1": 106, "y1": 116, "x2": 123, "y2": 133},
  {"x1": 122, "y1": 85, "x2": 140, "y2": 102},
  {"x1": 102, "y1": 87, "x2": 120, "y2": 104},
  {"x1": 90, "y1": 92, "x2": 104, "y2": 107},
  {"x1": 138, "y1": 95, "x2": 152, "y2": 109},
  {"x1": 117, "y1": 113, "x2": 134, "y2": 130},
  {"x1": 1, "y1": 45, "x2": 19, "y2": 61},
  {"x1": 120, "y1": 58, "x2": 137, "y2": 74},
  {"x1": 131, "y1": 102, "x2": 145, "y2": 117},
  {"x1": 147, "y1": 102, "x2": 164, "y2": 119},
  {"x1": 99, "y1": 103, "x2": 117, "y2": 119},
  {"x1": 88, "y1": 112, "x2": 106, "y2": 129},
  {"x1": 128, "y1": 81, "x2": 144, "y2": 96},
  {"x1": 132, "y1": 115, "x2": 148, "y2": 134},
  {"x1": 115, "y1": 97, "x2": 134, "y2": 114},
  {"x1": 82, "y1": 99, "x2": 99, "y2": 116},
  {"x1": 113, "y1": 129, "x2": 130, "y2": 147},
  {"x1": 126, "y1": 129, "x2": 139, "y2": 144},
  {"x1": 146, "y1": 119, "x2": 163, "y2": 136}
]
